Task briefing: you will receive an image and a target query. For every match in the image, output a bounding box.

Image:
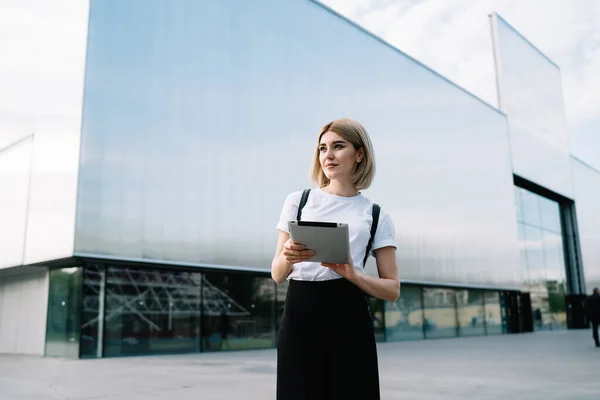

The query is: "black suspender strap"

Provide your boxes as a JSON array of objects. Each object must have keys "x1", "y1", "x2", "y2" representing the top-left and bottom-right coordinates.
[
  {"x1": 362, "y1": 203, "x2": 380, "y2": 268},
  {"x1": 295, "y1": 188, "x2": 380, "y2": 268},
  {"x1": 296, "y1": 189, "x2": 311, "y2": 221}
]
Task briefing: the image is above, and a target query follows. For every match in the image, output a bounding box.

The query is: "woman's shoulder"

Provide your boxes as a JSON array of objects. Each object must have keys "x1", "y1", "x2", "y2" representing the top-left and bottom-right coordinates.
[
  {"x1": 282, "y1": 190, "x2": 305, "y2": 205},
  {"x1": 361, "y1": 195, "x2": 394, "y2": 222}
]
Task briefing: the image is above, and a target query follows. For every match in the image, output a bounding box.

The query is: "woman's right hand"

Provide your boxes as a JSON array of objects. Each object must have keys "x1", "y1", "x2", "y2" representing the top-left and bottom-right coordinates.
[{"x1": 282, "y1": 239, "x2": 315, "y2": 265}]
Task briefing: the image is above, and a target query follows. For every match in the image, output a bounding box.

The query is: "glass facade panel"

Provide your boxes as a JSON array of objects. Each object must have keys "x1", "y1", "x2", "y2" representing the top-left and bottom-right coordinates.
[
  {"x1": 77, "y1": 0, "x2": 521, "y2": 289},
  {"x1": 520, "y1": 190, "x2": 541, "y2": 227},
  {"x1": 514, "y1": 187, "x2": 523, "y2": 223},
  {"x1": 531, "y1": 292, "x2": 552, "y2": 331},
  {"x1": 543, "y1": 231, "x2": 564, "y2": 284},
  {"x1": 80, "y1": 264, "x2": 103, "y2": 358},
  {"x1": 556, "y1": 239, "x2": 567, "y2": 293},
  {"x1": 103, "y1": 267, "x2": 202, "y2": 357},
  {"x1": 275, "y1": 280, "x2": 289, "y2": 345},
  {"x1": 45, "y1": 267, "x2": 82, "y2": 358},
  {"x1": 65, "y1": 260, "x2": 556, "y2": 357},
  {"x1": 368, "y1": 296, "x2": 386, "y2": 342},
  {"x1": 202, "y1": 272, "x2": 275, "y2": 352},
  {"x1": 523, "y1": 225, "x2": 546, "y2": 288},
  {"x1": 517, "y1": 223, "x2": 528, "y2": 286},
  {"x1": 456, "y1": 290, "x2": 485, "y2": 337},
  {"x1": 539, "y1": 196, "x2": 561, "y2": 233},
  {"x1": 572, "y1": 160, "x2": 600, "y2": 295},
  {"x1": 385, "y1": 286, "x2": 423, "y2": 342},
  {"x1": 513, "y1": 186, "x2": 569, "y2": 331},
  {"x1": 484, "y1": 291, "x2": 504, "y2": 335},
  {"x1": 423, "y1": 288, "x2": 457, "y2": 339},
  {"x1": 492, "y1": 14, "x2": 573, "y2": 198}
]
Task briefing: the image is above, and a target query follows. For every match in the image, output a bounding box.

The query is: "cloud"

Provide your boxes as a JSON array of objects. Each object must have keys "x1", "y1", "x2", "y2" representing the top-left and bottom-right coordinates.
[{"x1": 321, "y1": 0, "x2": 600, "y2": 170}]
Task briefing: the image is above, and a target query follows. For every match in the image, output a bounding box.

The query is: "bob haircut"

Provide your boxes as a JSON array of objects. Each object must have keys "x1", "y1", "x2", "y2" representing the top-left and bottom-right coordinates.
[{"x1": 310, "y1": 118, "x2": 376, "y2": 190}]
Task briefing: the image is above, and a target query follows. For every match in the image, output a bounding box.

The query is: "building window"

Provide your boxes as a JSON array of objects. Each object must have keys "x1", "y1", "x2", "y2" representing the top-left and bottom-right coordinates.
[
  {"x1": 102, "y1": 266, "x2": 202, "y2": 357},
  {"x1": 514, "y1": 187, "x2": 568, "y2": 331},
  {"x1": 202, "y1": 271, "x2": 275, "y2": 352},
  {"x1": 423, "y1": 288, "x2": 457, "y2": 339},
  {"x1": 384, "y1": 285, "x2": 424, "y2": 341}
]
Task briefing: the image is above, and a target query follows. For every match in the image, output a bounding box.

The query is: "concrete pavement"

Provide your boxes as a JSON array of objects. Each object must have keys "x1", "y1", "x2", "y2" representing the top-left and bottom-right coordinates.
[{"x1": 1, "y1": 330, "x2": 599, "y2": 400}]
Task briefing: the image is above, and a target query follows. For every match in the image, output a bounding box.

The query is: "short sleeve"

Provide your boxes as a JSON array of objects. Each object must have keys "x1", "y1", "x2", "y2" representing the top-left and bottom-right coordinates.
[
  {"x1": 371, "y1": 210, "x2": 396, "y2": 255},
  {"x1": 276, "y1": 191, "x2": 302, "y2": 233}
]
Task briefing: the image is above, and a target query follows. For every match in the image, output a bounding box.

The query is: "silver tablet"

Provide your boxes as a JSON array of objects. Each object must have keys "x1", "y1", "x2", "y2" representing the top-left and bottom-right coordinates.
[{"x1": 288, "y1": 220, "x2": 352, "y2": 264}]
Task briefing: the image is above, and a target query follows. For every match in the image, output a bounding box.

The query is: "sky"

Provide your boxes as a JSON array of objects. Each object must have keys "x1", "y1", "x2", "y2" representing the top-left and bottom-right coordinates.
[
  {"x1": 321, "y1": 0, "x2": 600, "y2": 170},
  {"x1": 0, "y1": 0, "x2": 598, "y2": 170}
]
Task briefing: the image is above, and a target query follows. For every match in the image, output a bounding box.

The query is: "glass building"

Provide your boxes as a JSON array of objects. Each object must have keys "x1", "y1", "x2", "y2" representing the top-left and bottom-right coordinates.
[{"x1": 0, "y1": 0, "x2": 598, "y2": 358}]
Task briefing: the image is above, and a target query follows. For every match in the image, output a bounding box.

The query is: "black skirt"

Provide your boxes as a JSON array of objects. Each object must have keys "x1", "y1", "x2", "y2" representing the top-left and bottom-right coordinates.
[{"x1": 277, "y1": 278, "x2": 380, "y2": 400}]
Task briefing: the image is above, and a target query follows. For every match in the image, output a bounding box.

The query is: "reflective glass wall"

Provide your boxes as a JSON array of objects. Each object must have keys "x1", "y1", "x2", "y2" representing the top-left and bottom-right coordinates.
[
  {"x1": 79, "y1": 260, "x2": 276, "y2": 357},
  {"x1": 514, "y1": 187, "x2": 567, "y2": 330},
  {"x1": 45, "y1": 267, "x2": 83, "y2": 358},
  {"x1": 202, "y1": 272, "x2": 275, "y2": 352},
  {"x1": 102, "y1": 267, "x2": 202, "y2": 357},
  {"x1": 490, "y1": 13, "x2": 573, "y2": 198},
  {"x1": 77, "y1": 0, "x2": 520, "y2": 289},
  {"x1": 572, "y1": 160, "x2": 600, "y2": 295},
  {"x1": 384, "y1": 284, "x2": 508, "y2": 342},
  {"x1": 69, "y1": 260, "x2": 516, "y2": 358}
]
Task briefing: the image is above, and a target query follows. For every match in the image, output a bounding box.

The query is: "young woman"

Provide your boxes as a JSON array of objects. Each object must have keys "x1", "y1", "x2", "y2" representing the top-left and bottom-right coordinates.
[{"x1": 272, "y1": 118, "x2": 400, "y2": 400}]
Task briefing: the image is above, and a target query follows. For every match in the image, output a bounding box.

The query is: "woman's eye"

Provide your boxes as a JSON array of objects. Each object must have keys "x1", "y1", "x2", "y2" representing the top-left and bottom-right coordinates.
[
  {"x1": 335, "y1": 144, "x2": 343, "y2": 149},
  {"x1": 319, "y1": 147, "x2": 326, "y2": 152}
]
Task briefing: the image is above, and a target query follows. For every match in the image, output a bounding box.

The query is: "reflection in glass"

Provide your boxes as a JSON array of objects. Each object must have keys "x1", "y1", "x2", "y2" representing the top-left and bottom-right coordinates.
[
  {"x1": 77, "y1": 0, "x2": 522, "y2": 289},
  {"x1": 493, "y1": 14, "x2": 572, "y2": 198},
  {"x1": 523, "y1": 225, "x2": 546, "y2": 287},
  {"x1": 530, "y1": 291, "x2": 552, "y2": 331},
  {"x1": 103, "y1": 267, "x2": 202, "y2": 357},
  {"x1": 275, "y1": 279, "x2": 289, "y2": 345},
  {"x1": 484, "y1": 291, "x2": 504, "y2": 334},
  {"x1": 514, "y1": 187, "x2": 523, "y2": 222},
  {"x1": 538, "y1": 196, "x2": 561, "y2": 233},
  {"x1": 517, "y1": 223, "x2": 528, "y2": 286},
  {"x1": 520, "y1": 190, "x2": 541, "y2": 227},
  {"x1": 547, "y1": 285, "x2": 567, "y2": 330},
  {"x1": 456, "y1": 290, "x2": 485, "y2": 336},
  {"x1": 80, "y1": 264, "x2": 103, "y2": 358},
  {"x1": 572, "y1": 160, "x2": 600, "y2": 295},
  {"x1": 368, "y1": 296, "x2": 386, "y2": 342},
  {"x1": 423, "y1": 288, "x2": 457, "y2": 339},
  {"x1": 45, "y1": 267, "x2": 82, "y2": 358},
  {"x1": 384, "y1": 286, "x2": 423, "y2": 342},
  {"x1": 202, "y1": 272, "x2": 275, "y2": 352},
  {"x1": 543, "y1": 231, "x2": 564, "y2": 284}
]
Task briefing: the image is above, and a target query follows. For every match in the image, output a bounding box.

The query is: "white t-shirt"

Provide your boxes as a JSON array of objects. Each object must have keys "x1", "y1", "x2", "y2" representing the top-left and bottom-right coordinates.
[{"x1": 276, "y1": 187, "x2": 396, "y2": 281}]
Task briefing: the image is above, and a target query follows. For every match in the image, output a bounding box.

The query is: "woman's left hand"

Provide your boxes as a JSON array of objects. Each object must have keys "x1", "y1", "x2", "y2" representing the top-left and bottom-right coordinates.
[{"x1": 321, "y1": 262, "x2": 357, "y2": 280}]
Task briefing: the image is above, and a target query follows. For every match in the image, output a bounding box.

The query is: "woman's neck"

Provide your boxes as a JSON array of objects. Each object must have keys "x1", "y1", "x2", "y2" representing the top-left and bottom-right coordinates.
[{"x1": 322, "y1": 180, "x2": 359, "y2": 197}]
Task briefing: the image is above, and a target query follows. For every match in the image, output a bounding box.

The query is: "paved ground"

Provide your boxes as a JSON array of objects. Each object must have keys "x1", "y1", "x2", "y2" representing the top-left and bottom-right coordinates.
[{"x1": 1, "y1": 330, "x2": 599, "y2": 400}]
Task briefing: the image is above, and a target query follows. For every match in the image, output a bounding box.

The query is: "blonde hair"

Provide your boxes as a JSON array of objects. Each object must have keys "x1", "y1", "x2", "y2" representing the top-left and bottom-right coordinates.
[{"x1": 310, "y1": 118, "x2": 376, "y2": 190}]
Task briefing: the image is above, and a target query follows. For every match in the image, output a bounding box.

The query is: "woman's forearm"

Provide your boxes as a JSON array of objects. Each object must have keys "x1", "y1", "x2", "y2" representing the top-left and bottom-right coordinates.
[
  {"x1": 349, "y1": 272, "x2": 400, "y2": 302},
  {"x1": 271, "y1": 253, "x2": 293, "y2": 284}
]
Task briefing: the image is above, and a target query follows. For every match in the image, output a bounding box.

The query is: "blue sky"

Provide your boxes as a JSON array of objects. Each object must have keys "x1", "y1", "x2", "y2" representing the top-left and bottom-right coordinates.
[{"x1": 322, "y1": 0, "x2": 600, "y2": 170}]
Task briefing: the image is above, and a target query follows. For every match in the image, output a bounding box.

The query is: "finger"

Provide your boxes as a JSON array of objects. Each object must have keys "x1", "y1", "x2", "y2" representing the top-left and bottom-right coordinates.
[
  {"x1": 288, "y1": 243, "x2": 306, "y2": 250},
  {"x1": 286, "y1": 250, "x2": 314, "y2": 257}
]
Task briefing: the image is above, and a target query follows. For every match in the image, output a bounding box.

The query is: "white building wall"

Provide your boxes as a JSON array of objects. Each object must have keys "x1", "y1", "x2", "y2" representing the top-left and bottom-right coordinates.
[
  {"x1": 0, "y1": 269, "x2": 49, "y2": 355},
  {"x1": 0, "y1": 0, "x2": 89, "y2": 269}
]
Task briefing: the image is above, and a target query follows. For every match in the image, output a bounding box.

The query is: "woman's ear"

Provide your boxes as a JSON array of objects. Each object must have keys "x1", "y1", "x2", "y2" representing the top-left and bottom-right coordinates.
[{"x1": 357, "y1": 147, "x2": 365, "y2": 163}]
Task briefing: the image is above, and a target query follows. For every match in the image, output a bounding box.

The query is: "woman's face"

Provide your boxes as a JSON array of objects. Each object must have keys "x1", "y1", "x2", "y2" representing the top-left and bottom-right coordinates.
[{"x1": 319, "y1": 131, "x2": 363, "y2": 183}]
